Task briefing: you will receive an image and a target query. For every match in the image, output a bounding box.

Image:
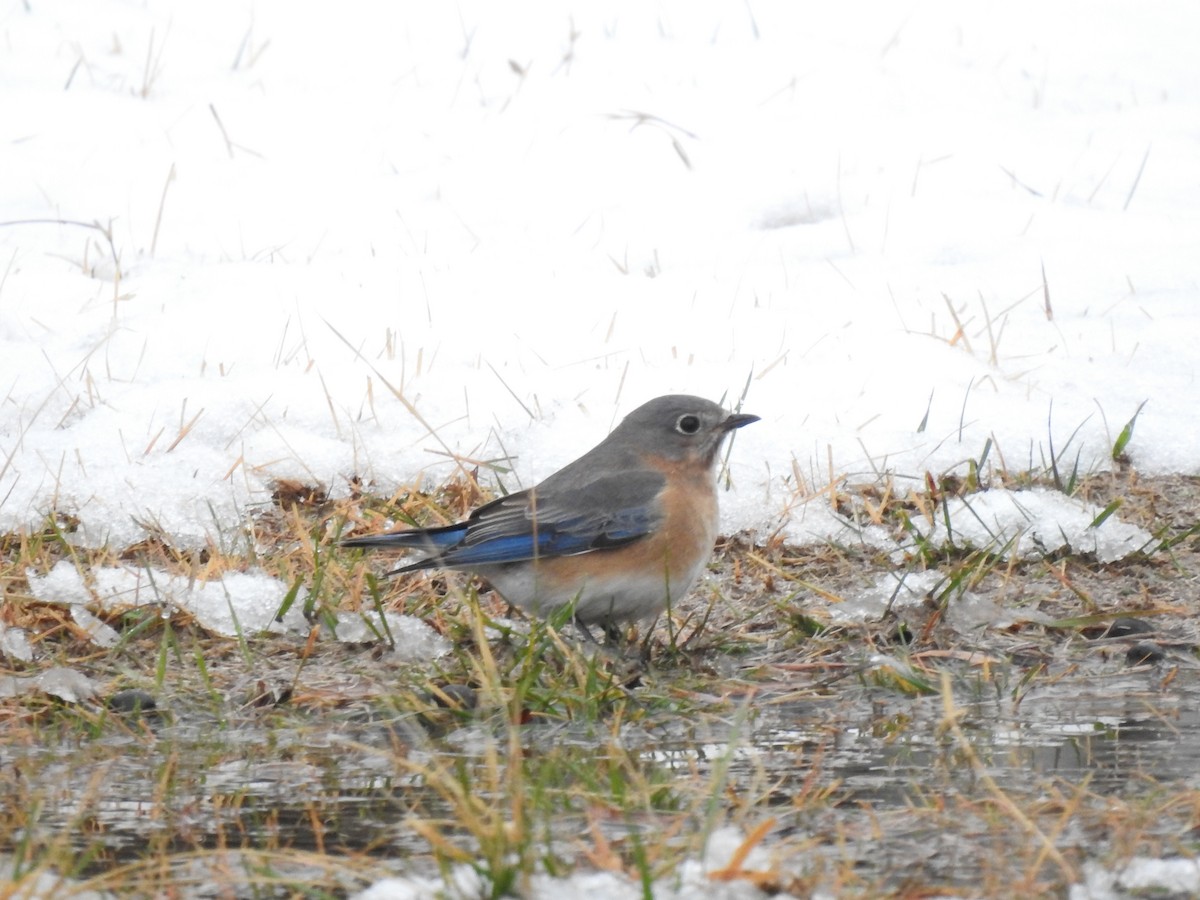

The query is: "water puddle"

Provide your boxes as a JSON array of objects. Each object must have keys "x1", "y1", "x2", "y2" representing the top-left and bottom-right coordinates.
[{"x1": 3, "y1": 654, "x2": 1196, "y2": 896}]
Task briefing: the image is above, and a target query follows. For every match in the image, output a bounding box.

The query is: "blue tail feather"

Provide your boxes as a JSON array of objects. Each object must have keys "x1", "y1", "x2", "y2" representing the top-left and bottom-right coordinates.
[{"x1": 341, "y1": 522, "x2": 467, "y2": 551}]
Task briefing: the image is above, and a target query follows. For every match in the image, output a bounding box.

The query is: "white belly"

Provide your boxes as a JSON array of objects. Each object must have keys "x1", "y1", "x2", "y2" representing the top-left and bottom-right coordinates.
[{"x1": 478, "y1": 549, "x2": 711, "y2": 625}]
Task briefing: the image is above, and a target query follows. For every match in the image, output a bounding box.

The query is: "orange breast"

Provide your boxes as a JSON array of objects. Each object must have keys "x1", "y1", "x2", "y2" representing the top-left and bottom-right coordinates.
[{"x1": 480, "y1": 453, "x2": 721, "y2": 623}]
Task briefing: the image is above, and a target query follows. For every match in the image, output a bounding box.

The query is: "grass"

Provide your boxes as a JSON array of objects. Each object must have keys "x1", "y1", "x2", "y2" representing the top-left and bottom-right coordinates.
[{"x1": 1, "y1": 456, "x2": 1199, "y2": 896}]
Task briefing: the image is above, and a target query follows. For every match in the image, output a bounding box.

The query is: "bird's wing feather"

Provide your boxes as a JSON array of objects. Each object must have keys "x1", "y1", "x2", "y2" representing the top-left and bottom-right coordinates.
[
  {"x1": 341, "y1": 521, "x2": 468, "y2": 551},
  {"x1": 400, "y1": 469, "x2": 666, "y2": 571}
]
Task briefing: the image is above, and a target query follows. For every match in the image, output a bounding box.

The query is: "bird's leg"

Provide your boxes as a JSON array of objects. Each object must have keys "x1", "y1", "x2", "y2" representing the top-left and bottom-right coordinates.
[
  {"x1": 602, "y1": 621, "x2": 625, "y2": 644},
  {"x1": 573, "y1": 616, "x2": 602, "y2": 644}
]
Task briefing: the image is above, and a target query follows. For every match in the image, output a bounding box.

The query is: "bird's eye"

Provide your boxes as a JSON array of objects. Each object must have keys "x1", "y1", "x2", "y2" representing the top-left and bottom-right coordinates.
[{"x1": 675, "y1": 414, "x2": 702, "y2": 435}]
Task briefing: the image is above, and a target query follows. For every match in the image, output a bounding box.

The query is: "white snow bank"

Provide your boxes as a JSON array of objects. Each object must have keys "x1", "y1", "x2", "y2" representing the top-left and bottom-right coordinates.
[
  {"x1": 907, "y1": 488, "x2": 1154, "y2": 563},
  {"x1": 25, "y1": 560, "x2": 449, "y2": 658},
  {"x1": 1, "y1": 1, "x2": 1197, "y2": 555}
]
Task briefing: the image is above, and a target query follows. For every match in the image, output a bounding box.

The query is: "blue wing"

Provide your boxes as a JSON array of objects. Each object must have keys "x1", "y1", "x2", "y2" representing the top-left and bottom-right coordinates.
[{"x1": 342, "y1": 469, "x2": 665, "y2": 572}]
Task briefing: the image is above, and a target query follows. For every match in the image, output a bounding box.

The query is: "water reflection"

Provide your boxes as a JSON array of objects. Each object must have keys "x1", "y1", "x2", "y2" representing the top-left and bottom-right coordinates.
[{"x1": 2, "y1": 662, "x2": 1197, "y2": 892}]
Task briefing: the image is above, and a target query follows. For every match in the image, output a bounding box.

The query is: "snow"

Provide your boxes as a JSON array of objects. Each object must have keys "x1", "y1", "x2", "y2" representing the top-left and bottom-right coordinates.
[
  {"x1": 25, "y1": 559, "x2": 449, "y2": 656},
  {"x1": 906, "y1": 487, "x2": 1154, "y2": 563},
  {"x1": 825, "y1": 569, "x2": 943, "y2": 624},
  {"x1": 330, "y1": 609, "x2": 451, "y2": 662},
  {"x1": 352, "y1": 826, "x2": 789, "y2": 900},
  {"x1": 2, "y1": 0, "x2": 1196, "y2": 558},
  {"x1": 828, "y1": 566, "x2": 1057, "y2": 630},
  {"x1": 0, "y1": 861, "x2": 113, "y2": 900},
  {"x1": 0, "y1": 622, "x2": 34, "y2": 662},
  {"x1": 1072, "y1": 857, "x2": 1200, "y2": 899},
  {"x1": 27, "y1": 559, "x2": 309, "y2": 636},
  {"x1": 0, "y1": 665, "x2": 99, "y2": 703}
]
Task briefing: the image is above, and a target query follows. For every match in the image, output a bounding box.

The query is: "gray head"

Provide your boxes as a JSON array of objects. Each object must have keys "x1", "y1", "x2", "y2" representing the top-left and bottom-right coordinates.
[{"x1": 608, "y1": 394, "x2": 759, "y2": 466}]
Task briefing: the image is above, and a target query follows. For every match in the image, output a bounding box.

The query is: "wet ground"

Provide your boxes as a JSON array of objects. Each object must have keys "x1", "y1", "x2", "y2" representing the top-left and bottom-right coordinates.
[
  {"x1": 2, "y1": 473, "x2": 1199, "y2": 897},
  {"x1": 5, "y1": 635, "x2": 1199, "y2": 896}
]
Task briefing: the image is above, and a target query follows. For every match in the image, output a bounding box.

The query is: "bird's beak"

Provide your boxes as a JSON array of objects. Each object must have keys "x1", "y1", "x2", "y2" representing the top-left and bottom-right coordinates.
[{"x1": 720, "y1": 412, "x2": 760, "y2": 432}]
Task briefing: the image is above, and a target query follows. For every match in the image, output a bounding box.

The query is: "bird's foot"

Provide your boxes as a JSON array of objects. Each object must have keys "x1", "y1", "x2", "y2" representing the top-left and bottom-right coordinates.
[{"x1": 572, "y1": 617, "x2": 628, "y2": 645}]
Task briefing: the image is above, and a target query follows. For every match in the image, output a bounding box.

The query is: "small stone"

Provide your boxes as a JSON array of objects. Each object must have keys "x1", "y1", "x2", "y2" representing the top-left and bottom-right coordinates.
[
  {"x1": 107, "y1": 689, "x2": 159, "y2": 714},
  {"x1": 1126, "y1": 641, "x2": 1165, "y2": 666},
  {"x1": 425, "y1": 683, "x2": 477, "y2": 710},
  {"x1": 1099, "y1": 618, "x2": 1156, "y2": 639}
]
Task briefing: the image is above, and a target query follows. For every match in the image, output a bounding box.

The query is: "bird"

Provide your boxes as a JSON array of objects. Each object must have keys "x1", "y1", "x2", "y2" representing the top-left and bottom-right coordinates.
[{"x1": 341, "y1": 394, "x2": 759, "y2": 638}]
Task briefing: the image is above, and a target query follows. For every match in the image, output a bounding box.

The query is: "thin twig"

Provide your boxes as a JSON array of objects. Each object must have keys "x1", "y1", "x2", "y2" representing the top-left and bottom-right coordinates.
[
  {"x1": 1041, "y1": 260, "x2": 1053, "y2": 320},
  {"x1": 150, "y1": 163, "x2": 176, "y2": 257},
  {"x1": 1123, "y1": 144, "x2": 1151, "y2": 211}
]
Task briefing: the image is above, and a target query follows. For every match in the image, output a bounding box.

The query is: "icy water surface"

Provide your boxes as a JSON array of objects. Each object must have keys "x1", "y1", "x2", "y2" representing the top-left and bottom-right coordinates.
[{"x1": 3, "y1": 654, "x2": 1197, "y2": 896}]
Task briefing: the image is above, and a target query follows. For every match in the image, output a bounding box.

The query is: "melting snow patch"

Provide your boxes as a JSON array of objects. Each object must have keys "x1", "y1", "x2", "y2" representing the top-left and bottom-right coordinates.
[
  {"x1": 70, "y1": 605, "x2": 120, "y2": 647},
  {"x1": 172, "y1": 570, "x2": 312, "y2": 637},
  {"x1": 823, "y1": 547, "x2": 1056, "y2": 630},
  {"x1": 352, "y1": 826, "x2": 792, "y2": 899},
  {"x1": 943, "y1": 593, "x2": 1053, "y2": 632},
  {"x1": 778, "y1": 503, "x2": 896, "y2": 555},
  {"x1": 908, "y1": 488, "x2": 1152, "y2": 563},
  {"x1": 27, "y1": 561, "x2": 309, "y2": 637},
  {"x1": 24, "y1": 561, "x2": 448, "y2": 659},
  {"x1": 1071, "y1": 857, "x2": 1200, "y2": 899},
  {"x1": 334, "y1": 611, "x2": 450, "y2": 662},
  {"x1": 0, "y1": 666, "x2": 99, "y2": 703},
  {"x1": 826, "y1": 570, "x2": 943, "y2": 623},
  {"x1": 0, "y1": 859, "x2": 114, "y2": 900},
  {"x1": 0, "y1": 624, "x2": 34, "y2": 662}
]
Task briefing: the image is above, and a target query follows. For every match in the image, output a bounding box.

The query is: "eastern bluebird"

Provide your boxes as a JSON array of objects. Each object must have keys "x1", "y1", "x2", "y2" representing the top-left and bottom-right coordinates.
[{"x1": 342, "y1": 394, "x2": 758, "y2": 636}]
